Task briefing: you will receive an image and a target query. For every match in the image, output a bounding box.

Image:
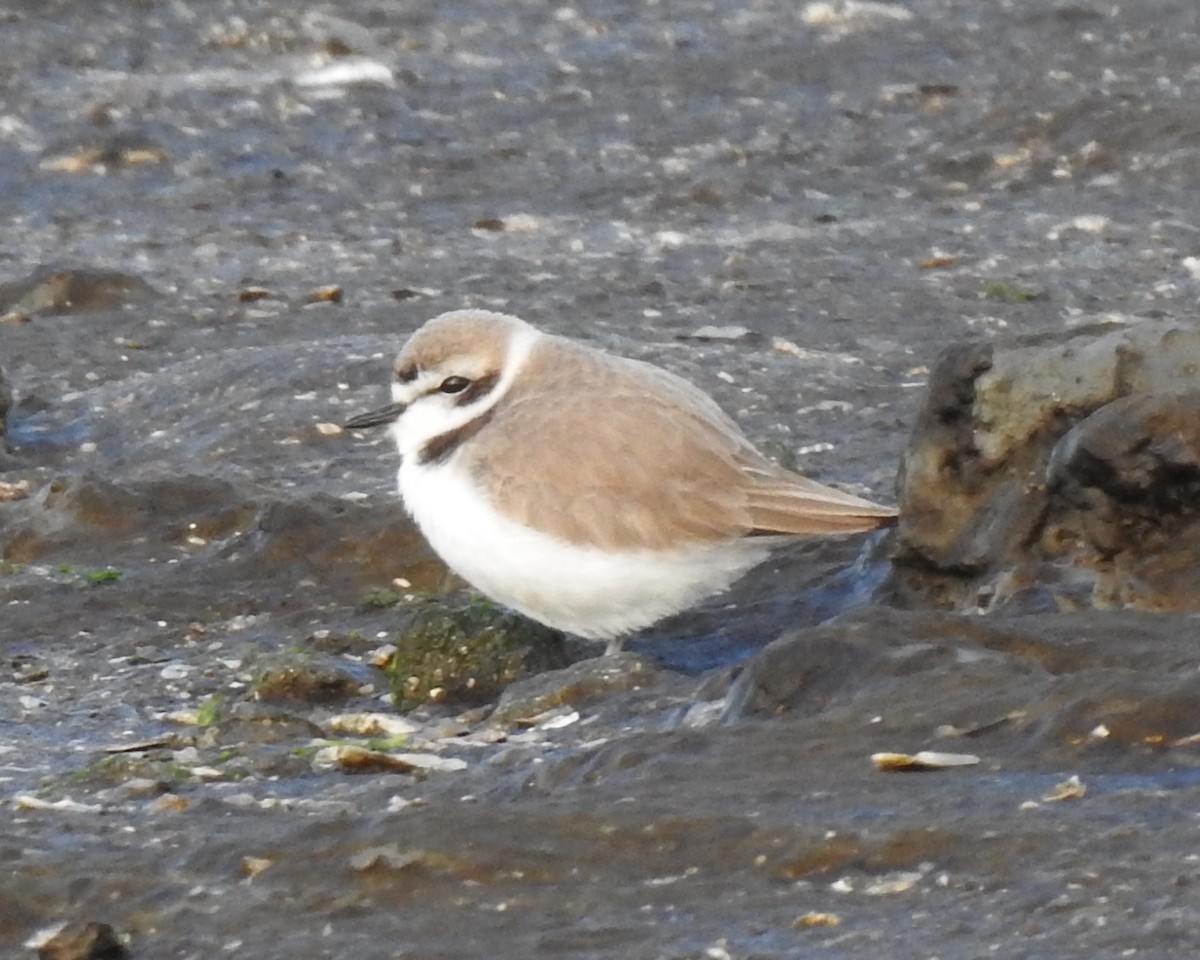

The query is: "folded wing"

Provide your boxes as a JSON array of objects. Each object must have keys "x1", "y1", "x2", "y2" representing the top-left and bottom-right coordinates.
[{"x1": 466, "y1": 341, "x2": 897, "y2": 550}]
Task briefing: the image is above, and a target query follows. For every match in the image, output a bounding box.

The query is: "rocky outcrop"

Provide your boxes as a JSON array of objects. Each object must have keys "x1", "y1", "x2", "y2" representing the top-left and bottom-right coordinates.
[
  {"x1": 0, "y1": 473, "x2": 444, "y2": 629},
  {"x1": 0, "y1": 265, "x2": 158, "y2": 321},
  {"x1": 891, "y1": 321, "x2": 1200, "y2": 614}
]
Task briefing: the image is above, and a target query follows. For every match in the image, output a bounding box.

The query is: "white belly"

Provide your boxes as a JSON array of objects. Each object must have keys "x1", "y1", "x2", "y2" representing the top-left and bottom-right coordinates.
[{"x1": 397, "y1": 460, "x2": 771, "y2": 640}]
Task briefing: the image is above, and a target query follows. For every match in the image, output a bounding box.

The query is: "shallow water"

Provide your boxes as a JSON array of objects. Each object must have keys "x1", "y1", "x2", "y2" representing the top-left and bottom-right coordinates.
[{"x1": 6, "y1": 0, "x2": 1200, "y2": 957}]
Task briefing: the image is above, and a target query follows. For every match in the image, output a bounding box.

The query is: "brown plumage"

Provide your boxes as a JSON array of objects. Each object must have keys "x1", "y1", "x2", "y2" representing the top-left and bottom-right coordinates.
[{"x1": 447, "y1": 330, "x2": 897, "y2": 551}]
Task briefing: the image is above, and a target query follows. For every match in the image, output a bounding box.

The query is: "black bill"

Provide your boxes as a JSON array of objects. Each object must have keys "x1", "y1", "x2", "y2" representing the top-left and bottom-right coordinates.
[{"x1": 344, "y1": 402, "x2": 406, "y2": 430}]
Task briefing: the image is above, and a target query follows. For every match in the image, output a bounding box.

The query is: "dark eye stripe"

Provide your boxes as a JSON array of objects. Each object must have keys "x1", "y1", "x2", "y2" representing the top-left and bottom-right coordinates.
[{"x1": 451, "y1": 371, "x2": 500, "y2": 406}]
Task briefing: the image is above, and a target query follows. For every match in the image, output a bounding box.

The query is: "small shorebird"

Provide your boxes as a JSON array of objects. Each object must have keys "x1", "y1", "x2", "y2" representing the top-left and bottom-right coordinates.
[{"x1": 346, "y1": 309, "x2": 897, "y2": 650}]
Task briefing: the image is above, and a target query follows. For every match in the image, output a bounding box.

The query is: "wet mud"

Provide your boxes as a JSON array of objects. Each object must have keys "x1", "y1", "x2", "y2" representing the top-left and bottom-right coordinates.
[{"x1": 6, "y1": 1, "x2": 1200, "y2": 958}]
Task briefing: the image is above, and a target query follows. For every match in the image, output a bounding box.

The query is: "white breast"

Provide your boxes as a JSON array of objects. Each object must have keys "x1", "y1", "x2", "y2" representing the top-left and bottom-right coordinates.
[{"x1": 397, "y1": 458, "x2": 773, "y2": 640}]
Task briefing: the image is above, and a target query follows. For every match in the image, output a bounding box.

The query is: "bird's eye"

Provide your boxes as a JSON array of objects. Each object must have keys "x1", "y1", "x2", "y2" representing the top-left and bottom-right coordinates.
[{"x1": 439, "y1": 376, "x2": 471, "y2": 394}]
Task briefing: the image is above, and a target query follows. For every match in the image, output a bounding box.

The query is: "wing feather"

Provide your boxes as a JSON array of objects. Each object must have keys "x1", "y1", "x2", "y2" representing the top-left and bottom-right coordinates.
[{"x1": 461, "y1": 337, "x2": 896, "y2": 550}]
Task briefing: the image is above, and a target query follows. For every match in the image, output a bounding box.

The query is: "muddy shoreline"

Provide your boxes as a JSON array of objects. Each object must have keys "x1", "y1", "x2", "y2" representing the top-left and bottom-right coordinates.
[{"x1": 6, "y1": 2, "x2": 1200, "y2": 958}]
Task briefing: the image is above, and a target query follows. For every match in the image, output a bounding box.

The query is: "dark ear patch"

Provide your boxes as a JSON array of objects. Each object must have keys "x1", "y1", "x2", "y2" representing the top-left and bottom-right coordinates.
[{"x1": 453, "y1": 370, "x2": 501, "y2": 406}]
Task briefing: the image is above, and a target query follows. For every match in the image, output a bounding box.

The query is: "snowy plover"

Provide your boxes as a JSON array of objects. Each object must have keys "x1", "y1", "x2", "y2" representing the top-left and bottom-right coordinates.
[{"x1": 346, "y1": 309, "x2": 897, "y2": 650}]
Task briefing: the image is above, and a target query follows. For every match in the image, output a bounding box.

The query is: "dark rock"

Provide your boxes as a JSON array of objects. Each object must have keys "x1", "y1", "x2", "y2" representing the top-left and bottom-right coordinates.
[
  {"x1": 723, "y1": 608, "x2": 1041, "y2": 728},
  {"x1": 206, "y1": 701, "x2": 328, "y2": 744},
  {"x1": 36, "y1": 920, "x2": 126, "y2": 960},
  {"x1": 1044, "y1": 393, "x2": 1200, "y2": 609},
  {"x1": 893, "y1": 340, "x2": 997, "y2": 578},
  {"x1": 250, "y1": 651, "x2": 364, "y2": 706},
  {"x1": 892, "y1": 322, "x2": 1200, "y2": 614},
  {"x1": 490, "y1": 650, "x2": 656, "y2": 725},
  {"x1": 723, "y1": 607, "x2": 1200, "y2": 756},
  {"x1": 0, "y1": 265, "x2": 158, "y2": 320},
  {"x1": 250, "y1": 493, "x2": 442, "y2": 591},
  {"x1": 387, "y1": 594, "x2": 572, "y2": 711},
  {"x1": 0, "y1": 474, "x2": 442, "y2": 613}
]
